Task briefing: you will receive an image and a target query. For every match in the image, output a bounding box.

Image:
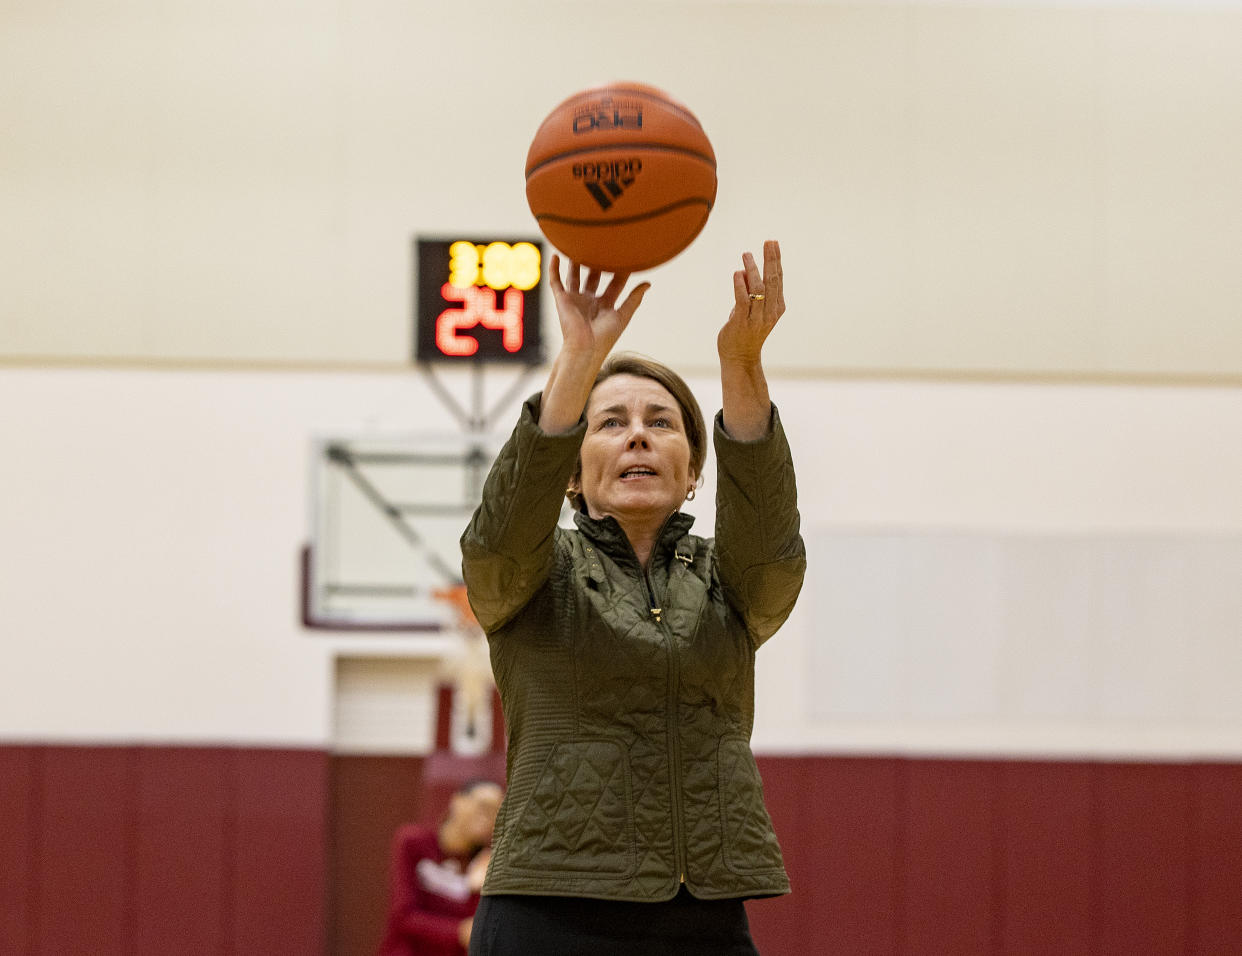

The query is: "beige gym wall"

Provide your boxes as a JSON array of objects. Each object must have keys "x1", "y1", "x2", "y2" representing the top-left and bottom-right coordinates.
[{"x1": 3, "y1": 0, "x2": 1241, "y2": 378}]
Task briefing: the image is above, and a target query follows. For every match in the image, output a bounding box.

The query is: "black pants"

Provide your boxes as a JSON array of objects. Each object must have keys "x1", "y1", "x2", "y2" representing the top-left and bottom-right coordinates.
[{"x1": 468, "y1": 887, "x2": 761, "y2": 956}]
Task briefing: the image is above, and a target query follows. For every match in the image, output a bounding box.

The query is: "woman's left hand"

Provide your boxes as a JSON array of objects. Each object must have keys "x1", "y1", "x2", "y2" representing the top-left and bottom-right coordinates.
[{"x1": 717, "y1": 240, "x2": 785, "y2": 367}]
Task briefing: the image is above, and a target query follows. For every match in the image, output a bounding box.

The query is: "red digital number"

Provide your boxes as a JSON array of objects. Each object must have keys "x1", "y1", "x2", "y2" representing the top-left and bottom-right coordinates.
[{"x1": 435, "y1": 283, "x2": 525, "y2": 357}]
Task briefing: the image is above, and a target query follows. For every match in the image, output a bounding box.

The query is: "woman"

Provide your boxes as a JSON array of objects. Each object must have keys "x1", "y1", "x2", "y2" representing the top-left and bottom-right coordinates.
[{"x1": 461, "y1": 241, "x2": 805, "y2": 955}]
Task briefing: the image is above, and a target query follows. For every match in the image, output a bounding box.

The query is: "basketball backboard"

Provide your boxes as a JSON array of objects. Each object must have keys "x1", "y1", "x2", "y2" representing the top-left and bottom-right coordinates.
[{"x1": 303, "y1": 429, "x2": 507, "y2": 632}]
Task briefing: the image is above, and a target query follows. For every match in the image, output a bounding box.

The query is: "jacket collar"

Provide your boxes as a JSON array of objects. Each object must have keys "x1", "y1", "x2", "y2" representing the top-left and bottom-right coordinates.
[{"x1": 573, "y1": 510, "x2": 696, "y2": 566}]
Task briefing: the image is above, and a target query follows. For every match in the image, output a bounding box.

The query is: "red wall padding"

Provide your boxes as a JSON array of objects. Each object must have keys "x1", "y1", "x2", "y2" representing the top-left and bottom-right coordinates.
[
  {"x1": 2, "y1": 745, "x2": 327, "y2": 956},
  {"x1": 37, "y1": 747, "x2": 135, "y2": 955},
  {"x1": 0, "y1": 747, "x2": 37, "y2": 954},
  {"x1": 998, "y1": 761, "x2": 1094, "y2": 955},
  {"x1": 3, "y1": 745, "x2": 1241, "y2": 955},
  {"x1": 1195, "y1": 764, "x2": 1242, "y2": 954},
  {"x1": 746, "y1": 757, "x2": 1242, "y2": 956},
  {"x1": 133, "y1": 746, "x2": 233, "y2": 954}
]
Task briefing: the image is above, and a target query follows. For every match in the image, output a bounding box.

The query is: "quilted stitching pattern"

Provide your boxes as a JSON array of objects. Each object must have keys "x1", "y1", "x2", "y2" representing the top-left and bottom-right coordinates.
[
  {"x1": 713, "y1": 407, "x2": 806, "y2": 648},
  {"x1": 509, "y1": 739, "x2": 634, "y2": 875},
  {"x1": 469, "y1": 397, "x2": 801, "y2": 900},
  {"x1": 716, "y1": 738, "x2": 784, "y2": 875}
]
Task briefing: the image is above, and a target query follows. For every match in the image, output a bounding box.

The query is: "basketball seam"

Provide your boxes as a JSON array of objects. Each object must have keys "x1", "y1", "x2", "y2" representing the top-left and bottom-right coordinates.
[
  {"x1": 525, "y1": 144, "x2": 717, "y2": 179},
  {"x1": 613, "y1": 88, "x2": 705, "y2": 129},
  {"x1": 534, "y1": 197, "x2": 712, "y2": 228}
]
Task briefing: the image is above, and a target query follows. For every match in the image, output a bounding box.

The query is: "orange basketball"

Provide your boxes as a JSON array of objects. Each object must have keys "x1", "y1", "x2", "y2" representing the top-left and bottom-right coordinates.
[{"x1": 525, "y1": 82, "x2": 717, "y2": 273}]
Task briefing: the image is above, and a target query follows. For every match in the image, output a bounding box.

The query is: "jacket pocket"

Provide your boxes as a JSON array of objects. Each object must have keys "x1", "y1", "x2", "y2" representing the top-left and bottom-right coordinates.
[
  {"x1": 717, "y1": 736, "x2": 785, "y2": 875},
  {"x1": 508, "y1": 738, "x2": 636, "y2": 876}
]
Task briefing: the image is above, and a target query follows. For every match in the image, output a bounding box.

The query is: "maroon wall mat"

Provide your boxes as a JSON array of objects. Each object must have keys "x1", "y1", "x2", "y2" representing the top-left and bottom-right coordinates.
[
  {"x1": 1094, "y1": 763, "x2": 1192, "y2": 955},
  {"x1": 747, "y1": 757, "x2": 903, "y2": 956},
  {"x1": 133, "y1": 747, "x2": 233, "y2": 954},
  {"x1": 1192, "y1": 763, "x2": 1242, "y2": 954},
  {"x1": 5, "y1": 744, "x2": 1242, "y2": 956},
  {"x1": 329, "y1": 755, "x2": 427, "y2": 956},
  {"x1": 817, "y1": 757, "x2": 903, "y2": 955},
  {"x1": 231, "y1": 748, "x2": 329, "y2": 955},
  {"x1": 0, "y1": 747, "x2": 36, "y2": 954},
  {"x1": 748, "y1": 755, "x2": 1242, "y2": 956},
  {"x1": 1, "y1": 744, "x2": 326, "y2": 956},
  {"x1": 36, "y1": 746, "x2": 136, "y2": 956},
  {"x1": 998, "y1": 761, "x2": 1094, "y2": 956},
  {"x1": 902, "y1": 759, "x2": 1001, "y2": 954}
]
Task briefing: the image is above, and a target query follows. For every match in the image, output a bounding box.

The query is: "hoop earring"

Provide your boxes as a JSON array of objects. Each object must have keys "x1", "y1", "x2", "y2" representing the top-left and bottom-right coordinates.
[{"x1": 685, "y1": 488, "x2": 696, "y2": 501}]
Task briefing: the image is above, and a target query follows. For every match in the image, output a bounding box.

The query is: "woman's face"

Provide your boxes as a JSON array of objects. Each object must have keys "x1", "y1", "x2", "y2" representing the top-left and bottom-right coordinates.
[{"x1": 574, "y1": 374, "x2": 695, "y2": 527}]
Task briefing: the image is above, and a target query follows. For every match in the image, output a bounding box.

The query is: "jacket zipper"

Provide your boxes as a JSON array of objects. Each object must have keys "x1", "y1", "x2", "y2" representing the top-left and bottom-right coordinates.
[{"x1": 644, "y1": 563, "x2": 687, "y2": 888}]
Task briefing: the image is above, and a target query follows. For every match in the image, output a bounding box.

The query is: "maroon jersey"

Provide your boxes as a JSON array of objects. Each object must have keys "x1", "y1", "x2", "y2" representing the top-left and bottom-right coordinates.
[{"x1": 378, "y1": 825, "x2": 479, "y2": 956}]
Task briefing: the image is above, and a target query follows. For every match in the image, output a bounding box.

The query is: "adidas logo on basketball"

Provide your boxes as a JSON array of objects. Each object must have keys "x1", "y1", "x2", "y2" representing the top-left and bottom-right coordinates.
[{"x1": 573, "y1": 158, "x2": 642, "y2": 211}]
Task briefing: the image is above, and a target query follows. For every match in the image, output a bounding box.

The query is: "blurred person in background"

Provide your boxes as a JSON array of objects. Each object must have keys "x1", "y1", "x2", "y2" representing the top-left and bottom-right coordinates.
[{"x1": 378, "y1": 779, "x2": 503, "y2": 956}]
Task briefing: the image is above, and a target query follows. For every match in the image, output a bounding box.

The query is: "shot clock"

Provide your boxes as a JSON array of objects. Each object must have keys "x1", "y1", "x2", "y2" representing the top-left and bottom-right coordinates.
[{"x1": 415, "y1": 238, "x2": 545, "y2": 364}]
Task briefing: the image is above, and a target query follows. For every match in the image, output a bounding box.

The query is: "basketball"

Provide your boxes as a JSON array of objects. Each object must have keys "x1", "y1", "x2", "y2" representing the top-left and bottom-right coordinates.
[{"x1": 525, "y1": 82, "x2": 717, "y2": 273}]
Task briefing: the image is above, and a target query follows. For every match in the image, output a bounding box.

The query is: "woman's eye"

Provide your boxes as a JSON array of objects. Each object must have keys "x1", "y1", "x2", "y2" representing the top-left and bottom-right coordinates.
[
  {"x1": 601, "y1": 418, "x2": 621, "y2": 427},
  {"x1": 652, "y1": 418, "x2": 671, "y2": 428}
]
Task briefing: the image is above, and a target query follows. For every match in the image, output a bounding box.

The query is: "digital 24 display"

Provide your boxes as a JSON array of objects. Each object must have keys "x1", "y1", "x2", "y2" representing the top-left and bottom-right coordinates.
[{"x1": 415, "y1": 238, "x2": 544, "y2": 364}]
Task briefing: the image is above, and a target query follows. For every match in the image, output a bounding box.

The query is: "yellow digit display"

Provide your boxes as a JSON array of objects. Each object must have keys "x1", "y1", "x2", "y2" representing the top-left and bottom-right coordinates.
[
  {"x1": 508, "y1": 242, "x2": 541, "y2": 291},
  {"x1": 448, "y1": 241, "x2": 480, "y2": 288},
  {"x1": 481, "y1": 242, "x2": 511, "y2": 290},
  {"x1": 448, "y1": 241, "x2": 543, "y2": 291}
]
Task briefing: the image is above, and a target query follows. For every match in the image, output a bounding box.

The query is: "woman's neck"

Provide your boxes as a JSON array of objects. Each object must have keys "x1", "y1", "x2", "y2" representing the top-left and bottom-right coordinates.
[{"x1": 614, "y1": 511, "x2": 676, "y2": 569}]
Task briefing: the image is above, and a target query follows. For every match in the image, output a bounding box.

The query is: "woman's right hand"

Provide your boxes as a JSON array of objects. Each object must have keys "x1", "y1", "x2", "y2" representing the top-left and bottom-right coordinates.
[
  {"x1": 549, "y1": 254, "x2": 650, "y2": 364},
  {"x1": 539, "y1": 255, "x2": 651, "y2": 434}
]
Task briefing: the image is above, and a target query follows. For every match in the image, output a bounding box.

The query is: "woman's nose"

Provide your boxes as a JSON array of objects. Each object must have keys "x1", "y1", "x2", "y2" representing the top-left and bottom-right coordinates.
[{"x1": 626, "y1": 427, "x2": 649, "y2": 449}]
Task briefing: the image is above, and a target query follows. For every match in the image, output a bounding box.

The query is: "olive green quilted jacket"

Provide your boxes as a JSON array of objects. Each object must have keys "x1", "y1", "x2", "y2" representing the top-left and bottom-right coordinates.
[{"x1": 460, "y1": 393, "x2": 805, "y2": 902}]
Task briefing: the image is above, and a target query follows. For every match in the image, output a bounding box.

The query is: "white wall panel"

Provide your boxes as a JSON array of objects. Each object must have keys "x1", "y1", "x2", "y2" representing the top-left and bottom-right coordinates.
[
  {"x1": 803, "y1": 531, "x2": 1242, "y2": 756},
  {"x1": 2, "y1": 367, "x2": 1240, "y2": 759}
]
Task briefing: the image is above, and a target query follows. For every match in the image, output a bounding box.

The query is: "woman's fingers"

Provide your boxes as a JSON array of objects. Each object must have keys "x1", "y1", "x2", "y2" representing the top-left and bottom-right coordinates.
[
  {"x1": 743, "y1": 251, "x2": 762, "y2": 292},
  {"x1": 617, "y1": 281, "x2": 651, "y2": 321},
  {"x1": 554, "y1": 256, "x2": 634, "y2": 302},
  {"x1": 738, "y1": 241, "x2": 785, "y2": 323},
  {"x1": 762, "y1": 240, "x2": 785, "y2": 317},
  {"x1": 600, "y1": 270, "x2": 632, "y2": 309},
  {"x1": 735, "y1": 249, "x2": 769, "y2": 321},
  {"x1": 732, "y1": 269, "x2": 750, "y2": 310}
]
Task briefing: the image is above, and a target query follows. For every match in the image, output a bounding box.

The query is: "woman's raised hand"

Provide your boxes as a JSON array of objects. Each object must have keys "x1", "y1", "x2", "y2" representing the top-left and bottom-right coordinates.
[
  {"x1": 539, "y1": 255, "x2": 651, "y2": 434},
  {"x1": 717, "y1": 240, "x2": 785, "y2": 368},
  {"x1": 717, "y1": 240, "x2": 785, "y2": 442},
  {"x1": 549, "y1": 254, "x2": 650, "y2": 363}
]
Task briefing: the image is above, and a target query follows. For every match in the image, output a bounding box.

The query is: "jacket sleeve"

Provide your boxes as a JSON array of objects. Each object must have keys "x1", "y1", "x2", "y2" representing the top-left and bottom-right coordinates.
[
  {"x1": 713, "y1": 403, "x2": 806, "y2": 647},
  {"x1": 460, "y1": 392, "x2": 586, "y2": 633}
]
